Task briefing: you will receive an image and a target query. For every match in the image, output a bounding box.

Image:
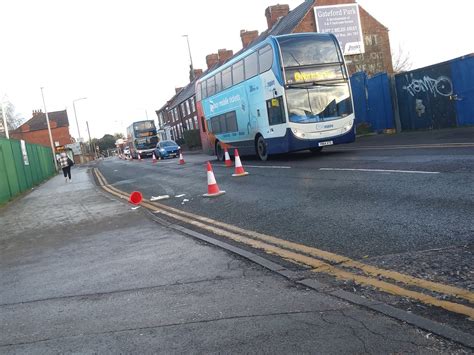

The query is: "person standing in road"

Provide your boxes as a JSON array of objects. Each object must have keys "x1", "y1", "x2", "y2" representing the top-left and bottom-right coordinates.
[{"x1": 59, "y1": 152, "x2": 74, "y2": 182}]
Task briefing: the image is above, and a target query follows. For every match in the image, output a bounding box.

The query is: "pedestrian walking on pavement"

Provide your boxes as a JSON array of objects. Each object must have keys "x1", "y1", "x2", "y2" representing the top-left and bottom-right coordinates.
[{"x1": 58, "y1": 152, "x2": 74, "y2": 182}]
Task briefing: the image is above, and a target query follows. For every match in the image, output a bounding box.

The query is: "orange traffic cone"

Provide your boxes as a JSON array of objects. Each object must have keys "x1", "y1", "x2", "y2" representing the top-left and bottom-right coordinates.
[
  {"x1": 179, "y1": 151, "x2": 185, "y2": 165},
  {"x1": 232, "y1": 149, "x2": 249, "y2": 177},
  {"x1": 152, "y1": 152, "x2": 157, "y2": 164},
  {"x1": 138, "y1": 153, "x2": 142, "y2": 161},
  {"x1": 203, "y1": 162, "x2": 225, "y2": 197},
  {"x1": 224, "y1": 148, "x2": 233, "y2": 167}
]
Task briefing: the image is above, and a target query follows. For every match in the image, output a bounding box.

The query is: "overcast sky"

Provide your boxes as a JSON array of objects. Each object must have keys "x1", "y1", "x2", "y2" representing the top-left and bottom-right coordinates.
[{"x1": 1, "y1": 0, "x2": 472, "y2": 139}]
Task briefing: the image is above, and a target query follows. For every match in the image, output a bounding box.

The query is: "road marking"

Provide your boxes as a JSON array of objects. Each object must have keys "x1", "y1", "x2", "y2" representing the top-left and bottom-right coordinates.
[
  {"x1": 93, "y1": 168, "x2": 474, "y2": 317},
  {"x1": 94, "y1": 168, "x2": 473, "y2": 303},
  {"x1": 241, "y1": 165, "x2": 291, "y2": 169},
  {"x1": 319, "y1": 168, "x2": 440, "y2": 174},
  {"x1": 330, "y1": 142, "x2": 474, "y2": 151}
]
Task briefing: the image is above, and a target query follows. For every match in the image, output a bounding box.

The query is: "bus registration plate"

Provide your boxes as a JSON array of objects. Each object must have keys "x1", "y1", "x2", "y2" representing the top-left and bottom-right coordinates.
[{"x1": 318, "y1": 140, "x2": 333, "y2": 147}]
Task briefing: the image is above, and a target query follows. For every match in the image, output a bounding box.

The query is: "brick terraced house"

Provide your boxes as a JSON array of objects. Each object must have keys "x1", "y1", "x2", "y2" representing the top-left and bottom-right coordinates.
[{"x1": 10, "y1": 110, "x2": 73, "y2": 148}]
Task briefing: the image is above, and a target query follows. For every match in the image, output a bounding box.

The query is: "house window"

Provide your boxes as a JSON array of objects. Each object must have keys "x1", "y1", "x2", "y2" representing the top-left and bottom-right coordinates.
[
  {"x1": 185, "y1": 100, "x2": 190, "y2": 116},
  {"x1": 191, "y1": 98, "x2": 196, "y2": 113}
]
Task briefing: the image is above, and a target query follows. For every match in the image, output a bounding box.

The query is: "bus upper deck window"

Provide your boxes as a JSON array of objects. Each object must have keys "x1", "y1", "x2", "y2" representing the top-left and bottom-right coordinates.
[{"x1": 259, "y1": 45, "x2": 273, "y2": 73}]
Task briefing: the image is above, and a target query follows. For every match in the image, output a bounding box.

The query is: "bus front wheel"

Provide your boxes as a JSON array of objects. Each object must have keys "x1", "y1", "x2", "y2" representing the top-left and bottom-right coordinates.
[
  {"x1": 256, "y1": 135, "x2": 268, "y2": 161},
  {"x1": 215, "y1": 141, "x2": 224, "y2": 161}
]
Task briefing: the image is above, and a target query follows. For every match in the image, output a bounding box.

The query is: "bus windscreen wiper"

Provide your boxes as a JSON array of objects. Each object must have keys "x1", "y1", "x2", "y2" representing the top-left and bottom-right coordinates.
[{"x1": 286, "y1": 81, "x2": 343, "y2": 89}]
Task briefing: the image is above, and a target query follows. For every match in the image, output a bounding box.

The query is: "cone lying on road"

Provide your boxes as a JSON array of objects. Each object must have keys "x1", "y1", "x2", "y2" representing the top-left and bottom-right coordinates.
[
  {"x1": 203, "y1": 162, "x2": 225, "y2": 197},
  {"x1": 224, "y1": 148, "x2": 233, "y2": 167},
  {"x1": 152, "y1": 152, "x2": 157, "y2": 164},
  {"x1": 232, "y1": 149, "x2": 249, "y2": 177},
  {"x1": 129, "y1": 191, "x2": 143, "y2": 205},
  {"x1": 179, "y1": 151, "x2": 185, "y2": 165}
]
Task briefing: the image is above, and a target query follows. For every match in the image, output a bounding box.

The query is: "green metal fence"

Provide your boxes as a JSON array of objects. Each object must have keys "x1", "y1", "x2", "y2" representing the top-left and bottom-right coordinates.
[{"x1": 0, "y1": 138, "x2": 56, "y2": 204}]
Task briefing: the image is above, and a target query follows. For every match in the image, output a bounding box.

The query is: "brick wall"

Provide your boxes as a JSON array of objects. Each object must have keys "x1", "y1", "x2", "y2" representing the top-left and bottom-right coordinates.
[
  {"x1": 11, "y1": 126, "x2": 72, "y2": 148},
  {"x1": 292, "y1": 0, "x2": 393, "y2": 76}
]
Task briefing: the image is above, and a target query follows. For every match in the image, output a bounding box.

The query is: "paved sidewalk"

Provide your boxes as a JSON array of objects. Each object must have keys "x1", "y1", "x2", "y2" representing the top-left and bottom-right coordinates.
[{"x1": 0, "y1": 167, "x2": 465, "y2": 353}]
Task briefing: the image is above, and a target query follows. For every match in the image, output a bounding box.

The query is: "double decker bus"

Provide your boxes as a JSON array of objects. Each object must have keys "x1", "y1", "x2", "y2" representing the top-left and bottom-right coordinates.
[
  {"x1": 126, "y1": 120, "x2": 158, "y2": 159},
  {"x1": 195, "y1": 33, "x2": 355, "y2": 161}
]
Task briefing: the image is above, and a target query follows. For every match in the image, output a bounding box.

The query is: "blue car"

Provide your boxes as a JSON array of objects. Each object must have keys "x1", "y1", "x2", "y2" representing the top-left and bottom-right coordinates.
[{"x1": 154, "y1": 140, "x2": 180, "y2": 159}]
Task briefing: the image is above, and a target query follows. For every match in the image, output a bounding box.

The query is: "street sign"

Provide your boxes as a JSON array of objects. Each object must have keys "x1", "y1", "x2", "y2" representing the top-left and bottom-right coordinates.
[{"x1": 314, "y1": 4, "x2": 365, "y2": 56}]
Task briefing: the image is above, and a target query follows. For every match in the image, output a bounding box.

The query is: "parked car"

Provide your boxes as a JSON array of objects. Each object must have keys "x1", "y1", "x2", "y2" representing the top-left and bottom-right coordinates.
[{"x1": 154, "y1": 140, "x2": 180, "y2": 159}]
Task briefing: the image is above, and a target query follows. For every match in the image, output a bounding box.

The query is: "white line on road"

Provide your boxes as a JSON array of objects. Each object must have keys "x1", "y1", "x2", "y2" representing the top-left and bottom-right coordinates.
[
  {"x1": 243, "y1": 165, "x2": 291, "y2": 169},
  {"x1": 319, "y1": 168, "x2": 440, "y2": 174},
  {"x1": 329, "y1": 143, "x2": 474, "y2": 151}
]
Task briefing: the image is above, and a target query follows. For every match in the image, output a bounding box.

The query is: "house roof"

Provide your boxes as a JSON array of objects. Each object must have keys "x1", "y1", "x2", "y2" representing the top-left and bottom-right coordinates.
[
  {"x1": 13, "y1": 110, "x2": 69, "y2": 133},
  {"x1": 250, "y1": 0, "x2": 315, "y2": 47}
]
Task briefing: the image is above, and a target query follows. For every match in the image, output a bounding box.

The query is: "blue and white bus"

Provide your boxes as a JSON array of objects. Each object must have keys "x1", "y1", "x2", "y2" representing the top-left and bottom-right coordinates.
[{"x1": 195, "y1": 32, "x2": 355, "y2": 161}]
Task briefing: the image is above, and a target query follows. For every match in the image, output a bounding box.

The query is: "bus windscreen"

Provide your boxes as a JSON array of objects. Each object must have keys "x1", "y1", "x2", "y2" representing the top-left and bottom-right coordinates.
[
  {"x1": 278, "y1": 35, "x2": 342, "y2": 67},
  {"x1": 134, "y1": 121, "x2": 155, "y2": 131}
]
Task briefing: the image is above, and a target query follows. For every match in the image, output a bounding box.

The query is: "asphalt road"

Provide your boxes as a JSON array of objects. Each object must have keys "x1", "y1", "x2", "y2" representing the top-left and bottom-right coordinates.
[
  {"x1": 100, "y1": 132, "x2": 474, "y2": 261},
  {"x1": 97, "y1": 129, "x2": 474, "y2": 332}
]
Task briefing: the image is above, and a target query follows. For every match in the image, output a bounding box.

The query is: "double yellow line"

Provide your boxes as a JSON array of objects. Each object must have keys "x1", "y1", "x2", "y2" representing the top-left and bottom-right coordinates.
[{"x1": 94, "y1": 168, "x2": 474, "y2": 319}]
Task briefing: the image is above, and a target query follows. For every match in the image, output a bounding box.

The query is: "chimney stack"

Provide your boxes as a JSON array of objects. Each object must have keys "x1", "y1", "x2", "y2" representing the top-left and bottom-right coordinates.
[
  {"x1": 265, "y1": 4, "x2": 290, "y2": 29},
  {"x1": 218, "y1": 48, "x2": 234, "y2": 64},
  {"x1": 32, "y1": 109, "x2": 43, "y2": 116},
  {"x1": 193, "y1": 69, "x2": 203, "y2": 79},
  {"x1": 240, "y1": 30, "x2": 259, "y2": 48},
  {"x1": 206, "y1": 53, "x2": 219, "y2": 69}
]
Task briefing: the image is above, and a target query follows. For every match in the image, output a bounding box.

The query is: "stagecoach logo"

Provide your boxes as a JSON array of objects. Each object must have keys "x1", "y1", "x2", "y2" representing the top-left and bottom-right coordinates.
[
  {"x1": 209, "y1": 95, "x2": 241, "y2": 113},
  {"x1": 249, "y1": 85, "x2": 259, "y2": 93}
]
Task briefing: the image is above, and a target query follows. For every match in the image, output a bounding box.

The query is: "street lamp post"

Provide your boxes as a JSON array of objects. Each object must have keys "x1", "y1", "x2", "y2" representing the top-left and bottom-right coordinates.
[
  {"x1": 40, "y1": 87, "x2": 59, "y2": 170},
  {"x1": 72, "y1": 97, "x2": 87, "y2": 141},
  {"x1": 182, "y1": 35, "x2": 195, "y2": 81}
]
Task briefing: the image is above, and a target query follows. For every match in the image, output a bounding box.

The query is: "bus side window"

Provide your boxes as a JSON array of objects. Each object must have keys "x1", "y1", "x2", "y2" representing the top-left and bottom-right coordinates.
[
  {"x1": 266, "y1": 96, "x2": 285, "y2": 126},
  {"x1": 259, "y1": 45, "x2": 273, "y2": 73},
  {"x1": 215, "y1": 72, "x2": 222, "y2": 93}
]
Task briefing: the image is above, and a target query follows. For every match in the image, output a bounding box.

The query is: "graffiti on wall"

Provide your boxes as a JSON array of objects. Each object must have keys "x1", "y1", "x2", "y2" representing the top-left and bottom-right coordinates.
[{"x1": 403, "y1": 75, "x2": 453, "y2": 97}]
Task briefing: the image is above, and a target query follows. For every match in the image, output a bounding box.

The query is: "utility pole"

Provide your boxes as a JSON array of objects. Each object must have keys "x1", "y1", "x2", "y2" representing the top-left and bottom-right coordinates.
[
  {"x1": 40, "y1": 87, "x2": 58, "y2": 170},
  {"x1": 183, "y1": 35, "x2": 195, "y2": 81},
  {"x1": 86, "y1": 120, "x2": 94, "y2": 158},
  {"x1": 72, "y1": 97, "x2": 87, "y2": 140}
]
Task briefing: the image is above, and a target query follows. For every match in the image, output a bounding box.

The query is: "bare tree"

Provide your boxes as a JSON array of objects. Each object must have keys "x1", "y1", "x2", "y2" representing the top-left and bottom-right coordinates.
[
  {"x1": 392, "y1": 44, "x2": 413, "y2": 74},
  {"x1": 1, "y1": 100, "x2": 24, "y2": 135}
]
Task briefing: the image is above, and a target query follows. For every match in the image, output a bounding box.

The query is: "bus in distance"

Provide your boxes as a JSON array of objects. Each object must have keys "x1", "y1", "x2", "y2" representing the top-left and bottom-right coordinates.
[
  {"x1": 195, "y1": 32, "x2": 355, "y2": 161},
  {"x1": 126, "y1": 120, "x2": 158, "y2": 159}
]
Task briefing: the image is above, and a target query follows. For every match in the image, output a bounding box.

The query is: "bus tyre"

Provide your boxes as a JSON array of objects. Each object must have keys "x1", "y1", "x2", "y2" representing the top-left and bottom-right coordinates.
[
  {"x1": 216, "y1": 141, "x2": 224, "y2": 161},
  {"x1": 256, "y1": 135, "x2": 268, "y2": 161},
  {"x1": 309, "y1": 147, "x2": 323, "y2": 154}
]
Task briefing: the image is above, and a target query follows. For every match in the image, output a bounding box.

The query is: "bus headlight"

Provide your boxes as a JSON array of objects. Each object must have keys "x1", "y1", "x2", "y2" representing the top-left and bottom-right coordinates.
[
  {"x1": 292, "y1": 128, "x2": 305, "y2": 138},
  {"x1": 344, "y1": 121, "x2": 354, "y2": 132}
]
